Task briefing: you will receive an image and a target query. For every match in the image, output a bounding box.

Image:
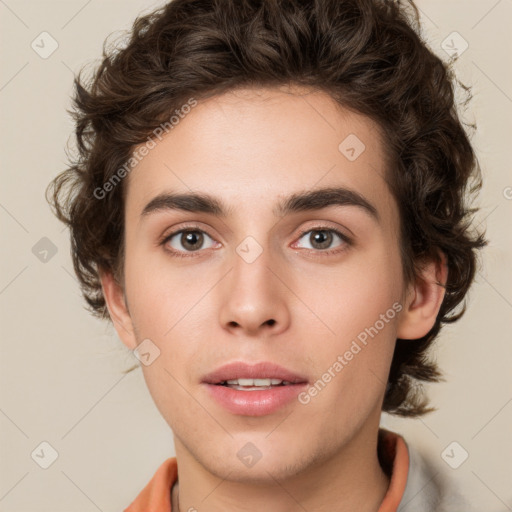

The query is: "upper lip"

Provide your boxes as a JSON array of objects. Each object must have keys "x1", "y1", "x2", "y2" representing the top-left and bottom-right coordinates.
[{"x1": 202, "y1": 361, "x2": 309, "y2": 384}]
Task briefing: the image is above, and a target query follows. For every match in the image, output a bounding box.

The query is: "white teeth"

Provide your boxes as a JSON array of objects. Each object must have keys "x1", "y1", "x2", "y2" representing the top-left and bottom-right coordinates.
[{"x1": 224, "y1": 378, "x2": 286, "y2": 386}]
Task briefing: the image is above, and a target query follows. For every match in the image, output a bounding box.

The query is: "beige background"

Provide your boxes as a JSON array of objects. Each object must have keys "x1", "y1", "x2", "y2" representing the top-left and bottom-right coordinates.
[{"x1": 1, "y1": 0, "x2": 511, "y2": 510}]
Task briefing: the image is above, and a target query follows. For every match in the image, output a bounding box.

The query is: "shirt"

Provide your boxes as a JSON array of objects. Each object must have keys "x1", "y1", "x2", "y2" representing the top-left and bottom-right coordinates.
[{"x1": 123, "y1": 427, "x2": 471, "y2": 511}]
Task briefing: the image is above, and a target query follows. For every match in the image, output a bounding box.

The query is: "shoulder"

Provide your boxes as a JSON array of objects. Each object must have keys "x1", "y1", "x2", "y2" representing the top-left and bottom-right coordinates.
[
  {"x1": 123, "y1": 457, "x2": 177, "y2": 512},
  {"x1": 399, "y1": 440, "x2": 477, "y2": 512}
]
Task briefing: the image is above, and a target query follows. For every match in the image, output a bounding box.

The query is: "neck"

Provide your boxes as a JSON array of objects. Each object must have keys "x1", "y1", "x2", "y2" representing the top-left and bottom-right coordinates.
[{"x1": 171, "y1": 423, "x2": 390, "y2": 512}]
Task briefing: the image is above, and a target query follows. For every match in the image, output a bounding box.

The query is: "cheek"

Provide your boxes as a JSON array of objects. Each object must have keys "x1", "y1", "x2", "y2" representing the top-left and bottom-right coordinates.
[
  {"x1": 125, "y1": 252, "x2": 212, "y2": 425},
  {"x1": 124, "y1": 247, "x2": 220, "y2": 395},
  {"x1": 295, "y1": 244, "x2": 403, "y2": 342},
  {"x1": 293, "y1": 246, "x2": 402, "y2": 404},
  {"x1": 124, "y1": 243, "x2": 207, "y2": 336}
]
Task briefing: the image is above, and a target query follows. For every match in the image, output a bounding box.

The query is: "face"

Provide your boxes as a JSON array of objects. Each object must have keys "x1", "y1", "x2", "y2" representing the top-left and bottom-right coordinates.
[{"x1": 115, "y1": 86, "x2": 410, "y2": 481}]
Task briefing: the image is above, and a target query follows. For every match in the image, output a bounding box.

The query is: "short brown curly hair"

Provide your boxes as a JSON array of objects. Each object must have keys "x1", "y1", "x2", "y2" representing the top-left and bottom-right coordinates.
[{"x1": 47, "y1": 0, "x2": 487, "y2": 417}]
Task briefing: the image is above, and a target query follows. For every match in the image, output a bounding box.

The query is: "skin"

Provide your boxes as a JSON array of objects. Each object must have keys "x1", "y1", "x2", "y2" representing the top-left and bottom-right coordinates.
[{"x1": 101, "y1": 85, "x2": 447, "y2": 512}]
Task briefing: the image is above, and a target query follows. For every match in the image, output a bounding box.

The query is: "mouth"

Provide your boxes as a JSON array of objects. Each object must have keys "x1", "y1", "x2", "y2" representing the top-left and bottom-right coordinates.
[
  {"x1": 201, "y1": 361, "x2": 309, "y2": 416},
  {"x1": 202, "y1": 361, "x2": 309, "y2": 387},
  {"x1": 215, "y1": 378, "x2": 299, "y2": 390}
]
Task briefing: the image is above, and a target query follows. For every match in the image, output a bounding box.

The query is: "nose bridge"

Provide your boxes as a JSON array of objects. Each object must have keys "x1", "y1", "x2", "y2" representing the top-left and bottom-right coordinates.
[
  {"x1": 232, "y1": 236, "x2": 275, "y2": 293},
  {"x1": 218, "y1": 229, "x2": 290, "y2": 333},
  {"x1": 231, "y1": 233, "x2": 278, "y2": 301},
  {"x1": 230, "y1": 209, "x2": 281, "y2": 285}
]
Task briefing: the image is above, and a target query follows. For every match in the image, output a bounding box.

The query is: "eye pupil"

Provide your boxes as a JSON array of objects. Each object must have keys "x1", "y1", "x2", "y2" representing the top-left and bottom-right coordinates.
[
  {"x1": 311, "y1": 230, "x2": 332, "y2": 249},
  {"x1": 182, "y1": 231, "x2": 203, "y2": 251}
]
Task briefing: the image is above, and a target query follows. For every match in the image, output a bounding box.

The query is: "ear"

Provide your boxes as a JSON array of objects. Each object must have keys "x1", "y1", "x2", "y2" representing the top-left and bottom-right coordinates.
[
  {"x1": 100, "y1": 270, "x2": 138, "y2": 350},
  {"x1": 396, "y1": 251, "x2": 449, "y2": 340}
]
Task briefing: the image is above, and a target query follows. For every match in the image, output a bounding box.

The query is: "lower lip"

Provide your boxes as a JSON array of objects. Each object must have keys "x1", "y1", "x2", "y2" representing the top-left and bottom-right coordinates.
[{"x1": 203, "y1": 383, "x2": 308, "y2": 416}]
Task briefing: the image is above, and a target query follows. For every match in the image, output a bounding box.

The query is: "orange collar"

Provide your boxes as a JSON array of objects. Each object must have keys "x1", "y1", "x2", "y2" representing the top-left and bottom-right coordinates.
[{"x1": 124, "y1": 428, "x2": 409, "y2": 512}]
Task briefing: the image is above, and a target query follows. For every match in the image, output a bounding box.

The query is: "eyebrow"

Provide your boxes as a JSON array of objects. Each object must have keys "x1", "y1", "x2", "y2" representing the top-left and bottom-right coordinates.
[{"x1": 140, "y1": 186, "x2": 379, "y2": 222}]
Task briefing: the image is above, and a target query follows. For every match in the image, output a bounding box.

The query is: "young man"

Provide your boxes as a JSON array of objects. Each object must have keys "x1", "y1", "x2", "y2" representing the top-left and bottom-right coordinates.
[{"x1": 47, "y1": 0, "x2": 486, "y2": 510}]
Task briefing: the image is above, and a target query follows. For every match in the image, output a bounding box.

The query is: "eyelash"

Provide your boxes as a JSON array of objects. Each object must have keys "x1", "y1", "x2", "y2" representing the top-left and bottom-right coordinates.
[{"x1": 159, "y1": 223, "x2": 352, "y2": 259}]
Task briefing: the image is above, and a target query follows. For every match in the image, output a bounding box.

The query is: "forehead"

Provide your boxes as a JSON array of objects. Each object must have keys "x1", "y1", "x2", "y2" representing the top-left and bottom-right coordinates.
[{"x1": 125, "y1": 86, "x2": 395, "y2": 225}]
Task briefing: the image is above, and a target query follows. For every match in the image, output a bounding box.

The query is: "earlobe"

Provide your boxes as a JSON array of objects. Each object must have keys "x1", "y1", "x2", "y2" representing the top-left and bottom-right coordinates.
[
  {"x1": 99, "y1": 270, "x2": 138, "y2": 350},
  {"x1": 396, "y1": 251, "x2": 448, "y2": 340}
]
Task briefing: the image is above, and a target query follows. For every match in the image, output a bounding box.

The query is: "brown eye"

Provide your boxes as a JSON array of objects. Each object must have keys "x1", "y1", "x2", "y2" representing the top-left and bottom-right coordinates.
[
  {"x1": 308, "y1": 230, "x2": 333, "y2": 250},
  {"x1": 179, "y1": 231, "x2": 204, "y2": 251},
  {"x1": 295, "y1": 228, "x2": 350, "y2": 254},
  {"x1": 164, "y1": 229, "x2": 216, "y2": 254}
]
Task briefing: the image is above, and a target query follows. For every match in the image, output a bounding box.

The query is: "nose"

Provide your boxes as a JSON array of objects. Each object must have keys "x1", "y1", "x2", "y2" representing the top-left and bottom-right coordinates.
[{"x1": 218, "y1": 249, "x2": 291, "y2": 337}]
